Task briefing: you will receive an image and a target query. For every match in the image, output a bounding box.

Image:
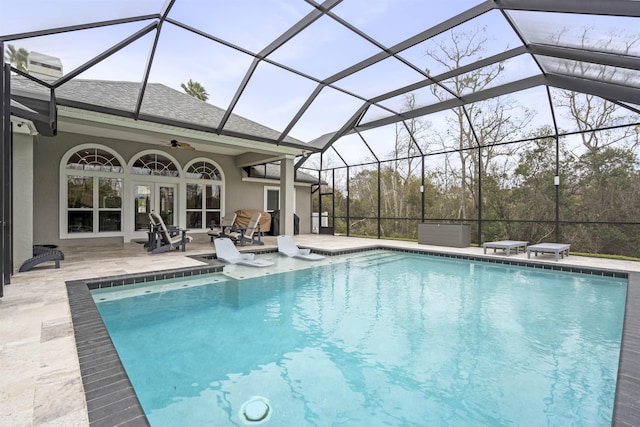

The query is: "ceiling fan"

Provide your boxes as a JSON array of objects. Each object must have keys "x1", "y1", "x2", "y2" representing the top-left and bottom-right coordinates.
[{"x1": 169, "y1": 139, "x2": 195, "y2": 150}]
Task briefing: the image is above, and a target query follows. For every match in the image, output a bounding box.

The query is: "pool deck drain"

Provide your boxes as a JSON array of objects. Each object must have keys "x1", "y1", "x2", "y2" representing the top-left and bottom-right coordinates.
[{"x1": 240, "y1": 396, "x2": 272, "y2": 424}]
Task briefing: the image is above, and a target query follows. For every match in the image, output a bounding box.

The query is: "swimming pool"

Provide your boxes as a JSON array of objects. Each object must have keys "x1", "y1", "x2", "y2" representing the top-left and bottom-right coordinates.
[{"x1": 92, "y1": 250, "x2": 627, "y2": 426}]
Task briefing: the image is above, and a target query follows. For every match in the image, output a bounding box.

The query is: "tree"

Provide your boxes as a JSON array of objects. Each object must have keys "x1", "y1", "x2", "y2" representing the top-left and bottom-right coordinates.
[
  {"x1": 4, "y1": 44, "x2": 29, "y2": 73},
  {"x1": 424, "y1": 26, "x2": 532, "y2": 221},
  {"x1": 380, "y1": 94, "x2": 426, "y2": 236},
  {"x1": 348, "y1": 167, "x2": 378, "y2": 236},
  {"x1": 508, "y1": 129, "x2": 574, "y2": 242},
  {"x1": 337, "y1": 94, "x2": 428, "y2": 238},
  {"x1": 551, "y1": 27, "x2": 640, "y2": 255},
  {"x1": 552, "y1": 27, "x2": 640, "y2": 154},
  {"x1": 181, "y1": 79, "x2": 209, "y2": 101}
]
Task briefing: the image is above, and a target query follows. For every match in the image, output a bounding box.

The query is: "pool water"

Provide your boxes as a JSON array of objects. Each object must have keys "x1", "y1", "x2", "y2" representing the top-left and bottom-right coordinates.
[{"x1": 93, "y1": 250, "x2": 627, "y2": 426}]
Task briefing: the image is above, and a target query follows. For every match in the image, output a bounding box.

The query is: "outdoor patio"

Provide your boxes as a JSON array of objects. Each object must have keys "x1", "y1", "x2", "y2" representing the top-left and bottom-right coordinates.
[
  {"x1": 1, "y1": 234, "x2": 639, "y2": 426},
  {"x1": 3, "y1": 1, "x2": 640, "y2": 425}
]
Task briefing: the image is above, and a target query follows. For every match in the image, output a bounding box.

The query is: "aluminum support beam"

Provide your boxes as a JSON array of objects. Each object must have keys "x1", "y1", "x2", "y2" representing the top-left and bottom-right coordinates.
[{"x1": 494, "y1": 0, "x2": 640, "y2": 18}]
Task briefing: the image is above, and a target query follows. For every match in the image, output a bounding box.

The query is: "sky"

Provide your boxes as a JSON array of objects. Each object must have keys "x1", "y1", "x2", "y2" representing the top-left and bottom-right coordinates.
[{"x1": 2, "y1": 0, "x2": 639, "y2": 167}]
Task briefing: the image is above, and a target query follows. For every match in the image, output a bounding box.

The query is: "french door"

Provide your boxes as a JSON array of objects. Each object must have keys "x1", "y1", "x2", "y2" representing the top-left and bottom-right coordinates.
[{"x1": 133, "y1": 183, "x2": 176, "y2": 238}]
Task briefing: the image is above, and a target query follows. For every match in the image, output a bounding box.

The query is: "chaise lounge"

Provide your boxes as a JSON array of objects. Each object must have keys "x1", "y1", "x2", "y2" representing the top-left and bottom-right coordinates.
[
  {"x1": 214, "y1": 237, "x2": 274, "y2": 267},
  {"x1": 19, "y1": 246, "x2": 65, "y2": 272},
  {"x1": 277, "y1": 235, "x2": 325, "y2": 261}
]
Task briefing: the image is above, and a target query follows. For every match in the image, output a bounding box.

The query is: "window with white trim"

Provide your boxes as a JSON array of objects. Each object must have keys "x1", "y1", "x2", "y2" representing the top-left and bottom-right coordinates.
[
  {"x1": 131, "y1": 153, "x2": 178, "y2": 177},
  {"x1": 265, "y1": 187, "x2": 279, "y2": 212},
  {"x1": 65, "y1": 147, "x2": 123, "y2": 234},
  {"x1": 264, "y1": 186, "x2": 295, "y2": 213},
  {"x1": 186, "y1": 160, "x2": 223, "y2": 229}
]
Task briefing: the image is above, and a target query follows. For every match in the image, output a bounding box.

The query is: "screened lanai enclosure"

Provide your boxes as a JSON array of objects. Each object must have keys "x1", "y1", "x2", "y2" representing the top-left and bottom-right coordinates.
[{"x1": 2, "y1": 0, "x2": 640, "y2": 261}]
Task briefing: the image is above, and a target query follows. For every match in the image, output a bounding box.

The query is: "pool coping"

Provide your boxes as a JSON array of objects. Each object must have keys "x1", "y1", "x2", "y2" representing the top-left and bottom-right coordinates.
[
  {"x1": 66, "y1": 264, "x2": 224, "y2": 427},
  {"x1": 66, "y1": 248, "x2": 639, "y2": 426}
]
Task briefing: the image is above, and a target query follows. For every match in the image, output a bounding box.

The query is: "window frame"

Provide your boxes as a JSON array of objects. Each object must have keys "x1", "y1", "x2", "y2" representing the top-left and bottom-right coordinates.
[
  {"x1": 60, "y1": 144, "x2": 126, "y2": 239},
  {"x1": 264, "y1": 185, "x2": 296, "y2": 213},
  {"x1": 184, "y1": 158, "x2": 225, "y2": 231}
]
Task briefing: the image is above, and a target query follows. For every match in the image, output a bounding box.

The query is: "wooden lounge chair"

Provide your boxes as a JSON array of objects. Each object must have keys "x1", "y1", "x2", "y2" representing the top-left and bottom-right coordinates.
[
  {"x1": 148, "y1": 211, "x2": 192, "y2": 253},
  {"x1": 214, "y1": 238, "x2": 274, "y2": 267},
  {"x1": 207, "y1": 213, "x2": 237, "y2": 241},
  {"x1": 227, "y1": 212, "x2": 263, "y2": 246},
  {"x1": 277, "y1": 235, "x2": 325, "y2": 261}
]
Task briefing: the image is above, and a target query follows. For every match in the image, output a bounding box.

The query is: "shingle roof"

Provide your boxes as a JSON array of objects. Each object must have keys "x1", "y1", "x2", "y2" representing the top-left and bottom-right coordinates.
[{"x1": 11, "y1": 76, "x2": 306, "y2": 146}]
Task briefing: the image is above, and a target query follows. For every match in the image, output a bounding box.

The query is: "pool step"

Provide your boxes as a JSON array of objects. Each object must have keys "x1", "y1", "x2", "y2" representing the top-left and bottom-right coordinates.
[
  {"x1": 92, "y1": 274, "x2": 231, "y2": 301},
  {"x1": 349, "y1": 252, "x2": 407, "y2": 267}
]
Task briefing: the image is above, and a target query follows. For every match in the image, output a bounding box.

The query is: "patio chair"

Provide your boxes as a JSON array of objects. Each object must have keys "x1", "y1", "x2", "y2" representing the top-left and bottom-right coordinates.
[
  {"x1": 277, "y1": 235, "x2": 325, "y2": 261},
  {"x1": 214, "y1": 237, "x2": 274, "y2": 267},
  {"x1": 148, "y1": 211, "x2": 192, "y2": 254},
  {"x1": 227, "y1": 212, "x2": 263, "y2": 246},
  {"x1": 207, "y1": 213, "x2": 237, "y2": 241}
]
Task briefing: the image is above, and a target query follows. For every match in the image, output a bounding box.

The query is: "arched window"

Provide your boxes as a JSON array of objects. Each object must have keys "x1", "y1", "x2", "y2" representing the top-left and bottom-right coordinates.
[
  {"x1": 129, "y1": 151, "x2": 182, "y2": 232},
  {"x1": 131, "y1": 153, "x2": 179, "y2": 177},
  {"x1": 63, "y1": 146, "x2": 124, "y2": 235},
  {"x1": 185, "y1": 159, "x2": 224, "y2": 229}
]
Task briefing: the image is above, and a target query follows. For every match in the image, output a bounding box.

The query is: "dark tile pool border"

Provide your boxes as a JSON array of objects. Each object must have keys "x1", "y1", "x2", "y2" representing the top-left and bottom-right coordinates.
[
  {"x1": 613, "y1": 271, "x2": 640, "y2": 426},
  {"x1": 66, "y1": 264, "x2": 224, "y2": 427},
  {"x1": 66, "y1": 249, "x2": 638, "y2": 426}
]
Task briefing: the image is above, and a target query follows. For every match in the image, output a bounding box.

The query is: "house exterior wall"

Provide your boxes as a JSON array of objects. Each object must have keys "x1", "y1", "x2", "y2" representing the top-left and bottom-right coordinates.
[
  {"x1": 295, "y1": 187, "x2": 311, "y2": 234},
  {"x1": 33, "y1": 134, "x2": 63, "y2": 246},
  {"x1": 32, "y1": 131, "x2": 311, "y2": 247},
  {"x1": 12, "y1": 132, "x2": 34, "y2": 269}
]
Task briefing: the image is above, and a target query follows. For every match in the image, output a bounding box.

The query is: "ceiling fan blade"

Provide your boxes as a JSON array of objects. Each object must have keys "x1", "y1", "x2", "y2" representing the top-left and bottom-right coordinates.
[{"x1": 169, "y1": 139, "x2": 195, "y2": 150}]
